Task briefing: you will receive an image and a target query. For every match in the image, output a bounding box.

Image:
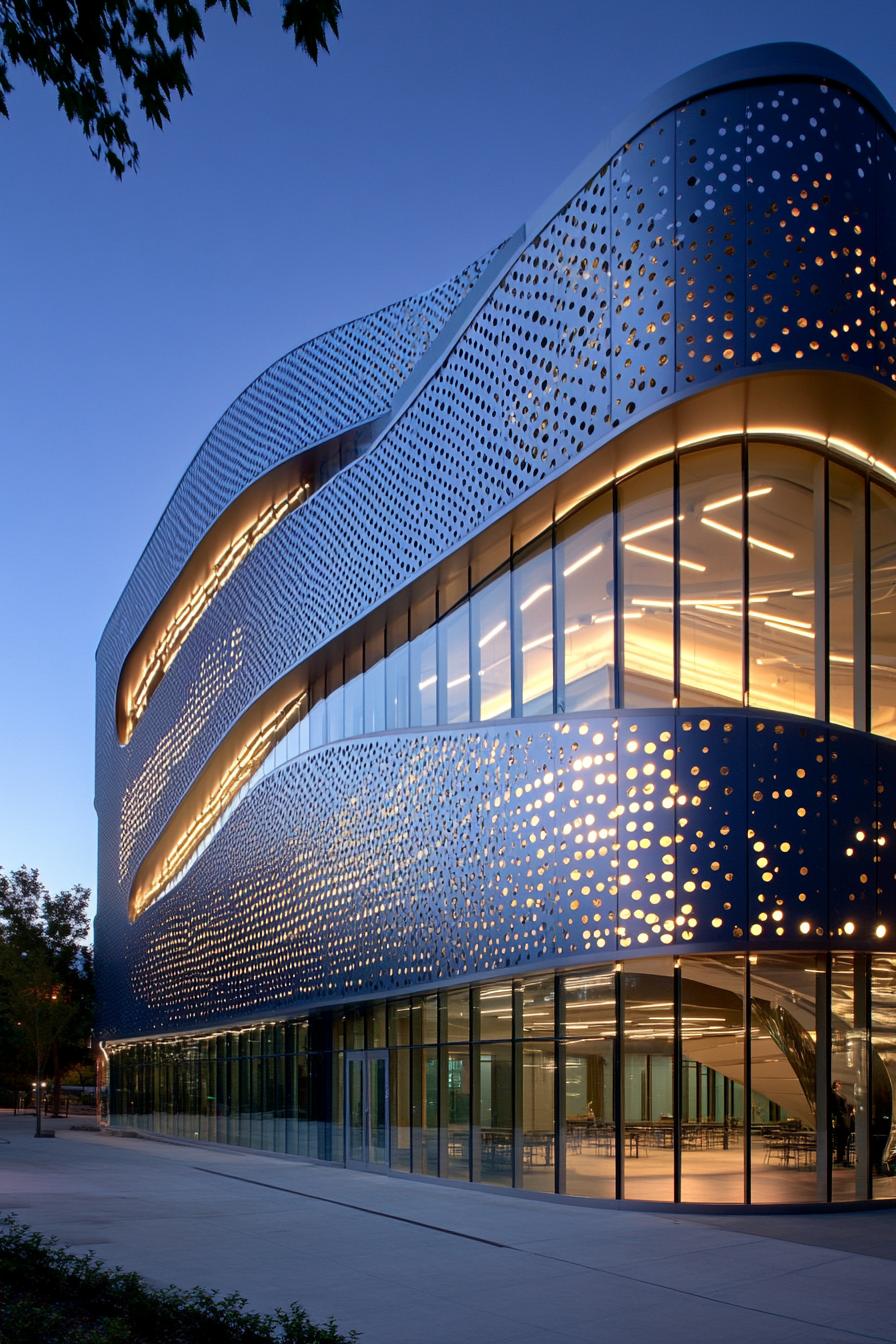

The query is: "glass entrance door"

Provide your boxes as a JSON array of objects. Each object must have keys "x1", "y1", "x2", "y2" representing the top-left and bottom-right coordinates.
[{"x1": 345, "y1": 1050, "x2": 389, "y2": 1168}]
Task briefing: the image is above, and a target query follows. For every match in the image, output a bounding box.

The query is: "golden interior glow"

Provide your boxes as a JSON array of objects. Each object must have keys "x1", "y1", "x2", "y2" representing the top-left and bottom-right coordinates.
[
  {"x1": 118, "y1": 466, "x2": 310, "y2": 744},
  {"x1": 130, "y1": 683, "x2": 306, "y2": 919}
]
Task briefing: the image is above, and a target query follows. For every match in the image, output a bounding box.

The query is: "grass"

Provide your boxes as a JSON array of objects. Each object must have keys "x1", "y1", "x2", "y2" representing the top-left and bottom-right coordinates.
[{"x1": 0, "y1": 1215, "x2": 359, "y2": 1343}]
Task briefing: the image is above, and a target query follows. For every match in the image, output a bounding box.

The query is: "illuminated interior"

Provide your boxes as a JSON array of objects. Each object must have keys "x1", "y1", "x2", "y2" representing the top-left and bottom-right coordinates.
[
  {"x1": 106, "y1": 951, "x2": 896, "y2": 1205},
  {"x1": 116, "y1": 463, "x2": 310, "y2": 745},
  {"x1": 129, "y1": 678, "x2": 306, "y2": 919},
  {"x1": 129, "y1": 429, "x2": 896, "y2": 921}
]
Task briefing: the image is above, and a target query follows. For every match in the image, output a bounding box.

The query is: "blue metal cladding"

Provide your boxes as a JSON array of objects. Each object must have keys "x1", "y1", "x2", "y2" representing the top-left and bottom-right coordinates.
[
  {"x1": 98, "y1": 710, "x2": 892, "y2": 1039},
  {"x1": 96, "y1": 47, "x2": 896, "y2": 1040}
]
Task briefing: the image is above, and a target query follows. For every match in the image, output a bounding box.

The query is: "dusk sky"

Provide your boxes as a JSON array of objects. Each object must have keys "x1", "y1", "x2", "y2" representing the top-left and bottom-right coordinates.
[{"x1": 1, "y1": 0, "x2": 894, "y2": 920}]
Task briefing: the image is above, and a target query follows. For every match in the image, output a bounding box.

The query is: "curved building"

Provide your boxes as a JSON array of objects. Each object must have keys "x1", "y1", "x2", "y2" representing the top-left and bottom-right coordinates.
[{"x1": 97, "y1": 44, "x2": 896, "y2": 1206}]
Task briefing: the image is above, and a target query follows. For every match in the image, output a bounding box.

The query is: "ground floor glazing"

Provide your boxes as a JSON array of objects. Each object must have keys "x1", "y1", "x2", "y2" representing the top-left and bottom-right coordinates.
[{"x1": 105, "y1": 951, "x2": 896, "y2": 1204}]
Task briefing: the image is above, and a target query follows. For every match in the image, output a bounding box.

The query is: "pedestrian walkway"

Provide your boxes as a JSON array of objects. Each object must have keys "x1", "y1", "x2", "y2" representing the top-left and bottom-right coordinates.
[{"x1": 1, "y1": 1114, "x2": 894, "y2": 1343}]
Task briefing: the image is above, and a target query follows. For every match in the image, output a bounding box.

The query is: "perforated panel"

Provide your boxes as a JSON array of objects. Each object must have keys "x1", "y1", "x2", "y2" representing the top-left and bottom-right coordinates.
[
  {"x1": 94, "y1": 711, "x2": 892, "y2": 1038},
  {"x1": 96, "y1": 59, "x2": 896, "y2": 1042}
]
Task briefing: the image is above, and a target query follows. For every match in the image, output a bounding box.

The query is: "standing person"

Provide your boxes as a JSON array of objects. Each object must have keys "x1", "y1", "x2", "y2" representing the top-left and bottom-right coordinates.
[{"x1": 831, "y1": 1080, "x2": 851, "y2": 1166}]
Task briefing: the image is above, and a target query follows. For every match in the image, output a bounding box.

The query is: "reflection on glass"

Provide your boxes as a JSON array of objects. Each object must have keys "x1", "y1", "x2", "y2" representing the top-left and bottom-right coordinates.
[
  {"x1": 413, "y1": 994, "x2": 439, "y2": 1045},
  {"x1": 364, "y1": 658, "x2": 385, "y2": 734},
  {"x1": 438, "y1": 601, "x2": 470, "y2": 724},
  {"x1": 830, "y1": 954, "x2": 868, "y2": 1200},
  {"x1": 829, "y1": 466, "x2": 864, "y2": 728},
  {"x1": 446, "y1": 989, "x2": 470, "y2": 1042},
  {"x1": 679, "y1": 444, "x2": 744, "y2": 707},
  {"x1": 409, "y1": 627, "x2": 437, "y2": 726},
  {"x1": 871, "y1": 485, "x2": 896, "y2": 739},
  {"x1": 388, "y1": 999, "x2": 411, "y2": 1047},
  {"x1": 514, "y1": 545, "x2": 554, "y2": 716},
  {"x1": 623, "y1": 959, "x2": 675, "y2": 1199},
  {"x1": 522, "y1": 975, "x2": 554, "y2": 1037},
  {"x1": 564, "y1": 970, "x2": 616, "y2": 1199},
  {"x1": 478, "y1": 981, "x2": 513, "y2": 1040},
  {"x1": 390, "y1": 1047, "x2": 411, "y2": 1171},
  {"x1": 680, "y1": 956, "x2": 745, "y2": 1203},
  {"x1": 347, "y1": 1056, "x2": 364, "y2": 1162},
  {"x1": 476, "y1": 1044, "x2": 512, "y2": 1185},
  {"x1": 412, "y1": 1046, "x2": 439, "y2": 1176},
  {"x1": 325, "y1": 684, "x2": 343, "y2": 745},
  {"x1": 619, "y1": 463, "x2": 674, "y2": 706},
  {"x1": 521, "y1": 1043, "x2": 555, "y2": 1191},
  {"x1": 748, "y1": 444, "x2": 820, "y2": 717},
  {"x1": 871, "y1": 955, "x2": 896, "y2": 1197},
  {"x1": 471, "y1": 571, "x2": 511, "y2": 720},
  {"x1": 344, "y1": 675, "x2": 363, "y2": 738},
  {"x1": 556, "y1": 494, "x2": 614, "y2": 710},
  {"x1": 308, "y1": 700, "x2": 325, "y2": 749},
  {"x1": 446, "y1": 1048, "x2": 471, "y2": 1179},
  {"x1": 386, "y1": 645, "x2": 409, "y2": 730},
  {"x1": 749, "y1": 954, "x2": 819, "y2": 1203},
  {"x1": 368, "y1": 1054, "x2": 388, "y2": 1166}
]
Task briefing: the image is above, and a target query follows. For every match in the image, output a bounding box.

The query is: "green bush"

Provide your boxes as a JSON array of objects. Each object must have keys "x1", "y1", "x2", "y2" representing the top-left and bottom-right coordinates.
[{"x1": 0, "y1": 1215, "x2": 359, "y2": 1343}]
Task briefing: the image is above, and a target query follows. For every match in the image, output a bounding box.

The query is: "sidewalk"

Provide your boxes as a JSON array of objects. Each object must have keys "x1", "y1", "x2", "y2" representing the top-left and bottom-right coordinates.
[{"x1": 1, "y1": 1113, "x2": 895, "y2": 1343}]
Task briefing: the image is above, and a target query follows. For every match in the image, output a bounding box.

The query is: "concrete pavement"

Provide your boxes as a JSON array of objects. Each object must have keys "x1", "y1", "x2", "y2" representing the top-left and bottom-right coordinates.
[{"x1": 1, "y1": 1113, "x2": 895, "y2": 1343}]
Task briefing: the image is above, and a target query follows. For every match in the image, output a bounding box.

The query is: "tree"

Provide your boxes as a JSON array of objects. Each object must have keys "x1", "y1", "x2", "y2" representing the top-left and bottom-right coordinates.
[
  {"x1": 0, "y1": 867, "x2": 93, "y2": 1135},
  {"x1": 0, "y1": 0, "x2": 342, "y2": 176}
]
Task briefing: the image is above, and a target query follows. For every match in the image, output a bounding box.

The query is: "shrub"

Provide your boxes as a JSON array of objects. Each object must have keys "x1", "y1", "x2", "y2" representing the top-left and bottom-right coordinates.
[{"x1": 0, "y1": 1215, "x2": 358, "y2": 1343}]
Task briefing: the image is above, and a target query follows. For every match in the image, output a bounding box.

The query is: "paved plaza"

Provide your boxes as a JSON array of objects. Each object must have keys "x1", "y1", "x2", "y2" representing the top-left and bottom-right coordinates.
[{"x1": 2, "y1": 1113, "x2": 896, "y2": 1343}]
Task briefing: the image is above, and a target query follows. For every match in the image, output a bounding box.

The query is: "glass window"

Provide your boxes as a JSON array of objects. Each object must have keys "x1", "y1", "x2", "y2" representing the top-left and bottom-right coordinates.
[
  {"x1": 307, "y1": 699, "x2": 325, "y2": 750},
  {"x1": 513, "y1": 544, "x2": 554, "y2": 716},
  {"x1": 680, "y1": 956, "x2": 745, "y2": 1203},
  {"x1": 831, "y1": 953, "x2": 869, "y2": 1202},
  {"x1": 556, "y1": 494, "x2": 614, "y2": 711},
  {"x1": 367, "y1": 1002, "x2": 386, "y2": 1048},
  {"x1": 871, "y1": 955, "x2": 896, "y2": 1198},
  {"x1": 446, "y1": 1048, "x2": 471, "y2": 1180},
  {"x1": 522, "y1": 975, "x2": 554, "y2": 1037},
  {"x1": 364, "y1": 657, "x2": 386, "y2": 734},
  {"x1": 749, "y1": 953, "x2": 820, "y2": 1203},
  {"x1": 325, "y1": 684, "x2": 344, "y2": 744},
  {"x1": 412, "y1": 994, "x2": 439, "y2": 1045},
  {"x1": 623, "y1": 958, "x2": 675, "y2": 1199},
  {"x1": 471, "y1": 571, "x2": 511, "y2": 721},
  {"x1": 477, "y1": 981, "x2": 513, "y2": 1040},
  {"x1": 748, "y1": 444, "x2": 821, "y2": 718},
  {"x1": 386, "y1": 644, "x2": 409, "y2": 730},
  {"x1": 475, "y1": 1043, "x2": 512, "y2": 1186},
  {"x1": 438, "y1": 601, "x2": 470, "y2": 723},
  {"x1": 618, "y1": 463, "x2": 675, "y2": 706},
  {"x1": 412, "y1": 1047, "x2": 439, "y2": 1176},
  {"x1": 445, "y1": 989, "x2": 470, "y2": 1042},
  {"x1": 390, "y1": 1047, "x2": 411, "y2": 1172},
  {"x1": 520, "y1": 1043, "x2": 555, "y2": 1192},
  {"x1": 389, "y1": 1000, "x2": 411, "y2": 1047},
  {"x1": 409, "y1": 627, "x2": 438, "y2": 727},
  {"x1": 343, "y1": 675, "x2": 363, "y2": 739},
  {"x1": 679, "y1": 443, "x2": 744, "y2": 707},
  {"x1": 564, "y1": 969, "x2": 616, "y2": 1199},
  {"x1": 871, "y1": 484, "x2": 896, "y2": 739},
  {"x1": 829, "y1": 466, "x2": 865, "y2": 729}
]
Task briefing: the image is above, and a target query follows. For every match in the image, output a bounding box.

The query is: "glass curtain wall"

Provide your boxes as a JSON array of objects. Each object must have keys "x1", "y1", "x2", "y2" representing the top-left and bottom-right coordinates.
[
  {"x1": 163, "y1": 440, "x2": 896, "y2": 899},
  {"x1": 108, "y1": 953, "x2": 896, "y2": 1205}
]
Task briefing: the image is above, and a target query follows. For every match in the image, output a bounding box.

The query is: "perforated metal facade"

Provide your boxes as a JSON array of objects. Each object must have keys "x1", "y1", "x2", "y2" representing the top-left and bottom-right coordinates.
[{"x1": 97, "y1": 44, "x2": 896, "y2": 1061}]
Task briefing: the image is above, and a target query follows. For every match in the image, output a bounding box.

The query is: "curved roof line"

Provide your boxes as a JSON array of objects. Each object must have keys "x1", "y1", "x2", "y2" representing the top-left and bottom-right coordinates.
[{"x1": 99, "y1": 43, "x2": 895, "y2": 657}]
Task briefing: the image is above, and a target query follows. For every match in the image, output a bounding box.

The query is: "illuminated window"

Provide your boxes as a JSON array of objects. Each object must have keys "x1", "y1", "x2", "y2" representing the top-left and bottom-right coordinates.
[
  {"x1": 748, "y1": 443, "x2": 821, "y2": 718},
  {"x1": 618, "y1": 462, "x2": 675, "y2": 707},
  {"x1": 513, "y1": 543, "x2": 554, "y2": 717},
  {"x1": 471, "y1": 571, "x2": 511, "y2": 721},
  {"x1": 679, "y1": 442, "x2": 744, "y2": 708},
  {"x1": 556, "y1": 494, "x2": 614, "y2": 710}
]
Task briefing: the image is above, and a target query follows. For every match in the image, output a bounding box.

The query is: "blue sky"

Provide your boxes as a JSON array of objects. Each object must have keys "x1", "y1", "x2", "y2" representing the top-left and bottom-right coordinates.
[{"x1": 1, "y1": 0, "x2": 894, "y2": 918}]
